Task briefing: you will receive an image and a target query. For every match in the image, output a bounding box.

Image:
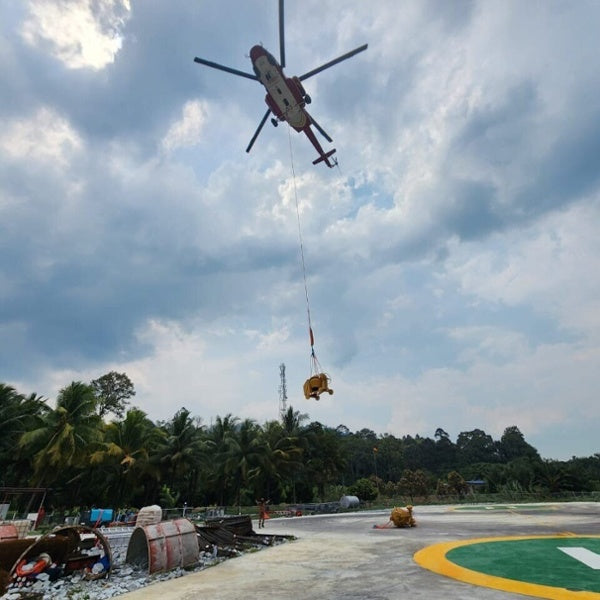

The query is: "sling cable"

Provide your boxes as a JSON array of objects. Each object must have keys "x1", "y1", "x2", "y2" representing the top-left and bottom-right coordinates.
[{"x1": 287, "y1": 125, "x2": 334, "y2": 401}]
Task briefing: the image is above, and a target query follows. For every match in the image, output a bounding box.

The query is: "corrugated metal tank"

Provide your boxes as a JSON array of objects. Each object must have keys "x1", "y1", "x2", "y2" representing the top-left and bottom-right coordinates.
[{"x1": 125, "y1": 518, "x2": 199, "y2": 574}]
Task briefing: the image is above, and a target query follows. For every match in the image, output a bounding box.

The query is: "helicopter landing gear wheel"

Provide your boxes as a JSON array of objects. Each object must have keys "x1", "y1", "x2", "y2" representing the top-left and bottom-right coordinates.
[
  {"x1": 304, "y1": 94, "x2": 312, "y2": 104},
  {"x1": 271, "y1": 118, "x2": 278, "y2": 127}
]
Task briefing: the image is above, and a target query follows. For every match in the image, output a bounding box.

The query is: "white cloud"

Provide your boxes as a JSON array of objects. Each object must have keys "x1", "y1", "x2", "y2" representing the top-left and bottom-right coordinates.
[
  {"x1": 444, "y1": 198, "x2": 600, "y2": 334},
  {"x1": 0, "y1": 107, "x2": 83, "y2": 167},
  {"x1": 111, "y1": 318, "x2": 304, "y2": 423},
  {"x1": 384, "y1": 338, "x2": 598, "y2": 450},
  {"x1": 4, "y1": 0, "x2": 600, "y2": 461},
  {"x1": 161, "y1": 100, "x2": 208, "y2": 153},
  {"x1": 21, "y1": 0, "x2": 131, "y2": 70},
  {"x1": 245, "y1": 324, "x2": 291, "y2": 351}
]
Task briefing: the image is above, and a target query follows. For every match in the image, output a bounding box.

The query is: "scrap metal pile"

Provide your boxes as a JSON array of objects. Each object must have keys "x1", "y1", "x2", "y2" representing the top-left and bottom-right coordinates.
[
  {"x1": 0, "y1": 514, "x2": 291, "y2": 599},
  {"x1": 196, "y1": 515, "x2": 293, "y2": 558},
  {"x1": 0, "y1": 525, "x2": 111, "y2": 596}
]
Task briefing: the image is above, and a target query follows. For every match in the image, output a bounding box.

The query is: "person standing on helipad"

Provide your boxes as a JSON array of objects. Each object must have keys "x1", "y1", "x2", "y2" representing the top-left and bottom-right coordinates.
[{"x1": 256, "y1": 498, "x2": 270, "y2": 528}]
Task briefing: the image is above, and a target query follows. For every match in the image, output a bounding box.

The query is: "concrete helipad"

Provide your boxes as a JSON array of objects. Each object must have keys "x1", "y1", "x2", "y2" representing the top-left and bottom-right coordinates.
[{"x1": 118, "y1": 502, "x2": 600, "y2": 599}]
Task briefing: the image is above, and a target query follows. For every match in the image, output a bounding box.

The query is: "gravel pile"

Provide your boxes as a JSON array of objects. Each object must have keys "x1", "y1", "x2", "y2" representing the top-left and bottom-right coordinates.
[{"x1": 1, "y1": 546, "x2": 225, "y2": 600}]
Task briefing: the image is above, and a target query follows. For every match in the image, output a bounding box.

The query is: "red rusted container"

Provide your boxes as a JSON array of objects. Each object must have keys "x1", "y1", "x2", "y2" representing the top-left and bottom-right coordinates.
[{"x1": 125, "y1": 518, "x2": 198, "y2": 574}]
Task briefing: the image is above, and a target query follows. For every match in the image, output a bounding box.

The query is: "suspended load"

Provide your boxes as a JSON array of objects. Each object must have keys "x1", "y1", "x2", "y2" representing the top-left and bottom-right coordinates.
[
  {"x1": 303, "y1": 327, "x2": 333, "y2": 400},
  {"x1": 303, "y1": 373, "x2": 333, "y2": 400}
]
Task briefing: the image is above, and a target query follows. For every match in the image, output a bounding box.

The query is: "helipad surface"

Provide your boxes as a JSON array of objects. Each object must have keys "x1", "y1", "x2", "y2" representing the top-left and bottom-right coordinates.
[{"x1": 118, "y1": 502, "x2": 600, "y2": 599}]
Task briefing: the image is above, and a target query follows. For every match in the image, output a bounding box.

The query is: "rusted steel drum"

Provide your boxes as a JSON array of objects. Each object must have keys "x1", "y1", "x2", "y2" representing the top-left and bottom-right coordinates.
[
  {"x1": 0, "y1": 526, "x2": 18, "y2": 542},
  {"x1": 125, "y1": 518, "x2": 198, "y2": 574}
]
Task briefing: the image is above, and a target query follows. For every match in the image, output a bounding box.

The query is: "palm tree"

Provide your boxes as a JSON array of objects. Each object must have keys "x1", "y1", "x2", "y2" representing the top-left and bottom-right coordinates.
[
  {"x1": 0, "y1": 385, "x2": 47, "y2": 437},
  {"x1": 207, "y1": 414, "x2": 239, "y2": 505},
  {"x1": 159, "y1": 408, "x2": 211, "y2": 503},
  {"x1": 282, "y1": 406, "x2": 309, "y2": 436},
  {"x1": 303, "y1": 421, "x2": 347, "y2": 501},
  {"x1": 223, "y1": 418, "x2": 266, "y2": 509},
  {"x1": 90, "y1": 408, "x2": 165, "y2": 505},
  {"x1": 0, "y1": 384, "x2": 48, "y2": 486},
  {"x1": 258, "y1": 420, "x2": 304, "y2": 502},
  {"x1": 19, "y1": 381, "x2": 102, "y2": 486},
  {"x1": 279, "y1": 406, "x2": 312, "y2": 502}
]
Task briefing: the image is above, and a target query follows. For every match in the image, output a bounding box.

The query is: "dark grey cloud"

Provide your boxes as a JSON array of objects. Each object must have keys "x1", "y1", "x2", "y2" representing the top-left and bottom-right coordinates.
[
  {"x1": 2, "y1": 0, "x2": 600, "y2": 459},
  {"x1": 440, "y1": 179, "x2": 502, "y2": 241},
  {"x1": 450, "y1": 81, "x2": 540, "y2": 168},
  {"x1": 516, "y1": 114, "x2": 600, "y2": 217},
  {"x1": 0, "y1": 1, "x2": 269, "y2": 149}
]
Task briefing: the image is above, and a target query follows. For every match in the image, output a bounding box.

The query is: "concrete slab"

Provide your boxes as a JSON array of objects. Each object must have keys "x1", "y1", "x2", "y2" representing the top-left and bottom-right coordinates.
[{"x1": 116, "y1": 502, "x2": 600, "y2": 599}]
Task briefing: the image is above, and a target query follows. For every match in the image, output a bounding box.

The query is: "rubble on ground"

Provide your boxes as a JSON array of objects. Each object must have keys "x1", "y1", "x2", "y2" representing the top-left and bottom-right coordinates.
[{"x1": 0, "y1": 515, "x2": 292, "y2": 600}]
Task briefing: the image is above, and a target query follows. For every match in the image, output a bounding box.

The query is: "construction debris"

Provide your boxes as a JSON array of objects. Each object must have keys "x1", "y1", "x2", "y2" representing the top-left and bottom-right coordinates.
[
  {"x1": 126, "y1": 519, "x2": 198, "y2": 574},
  {"x1": 0, "y1": 515, "x2": 292, "y2": 600},
  {"x1": 0, "y1": 525, "x2": 111, "y2": 597},
  {"x1": 196, "y1": 515, "x2": 294, "y2": 558}
]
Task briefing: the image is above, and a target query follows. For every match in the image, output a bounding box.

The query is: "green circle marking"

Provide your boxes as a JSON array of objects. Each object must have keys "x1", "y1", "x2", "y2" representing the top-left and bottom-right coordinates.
[{"x1": 415, "y1": 535, "x2": 600, "y2": 599}]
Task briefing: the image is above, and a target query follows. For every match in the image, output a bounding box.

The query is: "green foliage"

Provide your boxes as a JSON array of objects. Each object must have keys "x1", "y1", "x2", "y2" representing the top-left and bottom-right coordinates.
[
  {"x1": 91, "y1": 371, "x2": 135, "y2": 419},
  {"x1": 19, "y1": 381, "x2": 101, "y2": 487},
  {"x1": 498, "y1": 426, "x2": 540, "y2": 462},
  {"x1": 456, "y1": 429, "x2": 498, "y2": 466},
  {"x1": 398, "y1": 469, "x2": 429, "y2": 501},
  {"x1": 2, "y1": 379, "x2": 600, "y2": 509},
  {"x1": 446, "y1": 471, "x2": 468, "y2": 496},
  {"x1": 348, "y1": 477, "x2": 378, "y2": 502},
  {"x1": 159, "y1": 484, "x2": 179, "y2": 508}
]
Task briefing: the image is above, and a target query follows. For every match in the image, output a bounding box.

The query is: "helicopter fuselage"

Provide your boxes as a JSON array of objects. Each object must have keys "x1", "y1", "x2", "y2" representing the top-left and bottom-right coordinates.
[
  {"x1": 250, "y1": 45, "x2": 336, "y2": 167},
  {"x1": 250, "y1": 46, "x2": 307, "y2": 130},
  {"x1": 193, "y1": 0, "x2": 366, "y2": 169}
]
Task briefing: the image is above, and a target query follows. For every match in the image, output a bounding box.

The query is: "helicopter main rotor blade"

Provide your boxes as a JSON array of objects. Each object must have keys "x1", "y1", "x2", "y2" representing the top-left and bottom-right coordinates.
[
  {"x1": 194, "y1": 57, "x2": 258, "y2": 81},
  {"x1": 279, "y1": 0, "x2": 286, "y2": 68},
  {"x1": 298, "y1": 43, "x2": 368, "y2": 81},
  {"x1": 308, "y1": 114, "x2": 333, "y2": 143},
  {"x1": 246, "y1": 109, "x2": 272, "y2": 153}
]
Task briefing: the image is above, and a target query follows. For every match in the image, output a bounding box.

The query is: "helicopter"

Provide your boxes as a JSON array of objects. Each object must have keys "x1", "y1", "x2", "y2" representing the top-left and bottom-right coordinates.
[{"x1": 194, "y1": 0, "x2": 367, "y2": 167}]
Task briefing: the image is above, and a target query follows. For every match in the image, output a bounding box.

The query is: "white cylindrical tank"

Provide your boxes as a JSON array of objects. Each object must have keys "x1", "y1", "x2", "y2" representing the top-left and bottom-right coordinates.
[{"x1": 339, "y1": 495, "x2": 360, "y2": 509}]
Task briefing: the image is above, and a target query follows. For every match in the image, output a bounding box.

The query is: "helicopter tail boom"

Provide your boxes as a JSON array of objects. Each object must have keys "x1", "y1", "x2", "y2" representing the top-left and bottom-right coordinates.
[{"x1": 312, "y1": 148, "x2": 337, "y2": 168}]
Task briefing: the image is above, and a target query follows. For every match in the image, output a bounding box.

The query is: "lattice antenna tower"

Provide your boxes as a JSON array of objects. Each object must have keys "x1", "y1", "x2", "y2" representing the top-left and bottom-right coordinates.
[{"x1": 278, "y1": 363, "x2": 288, "y2": 421}]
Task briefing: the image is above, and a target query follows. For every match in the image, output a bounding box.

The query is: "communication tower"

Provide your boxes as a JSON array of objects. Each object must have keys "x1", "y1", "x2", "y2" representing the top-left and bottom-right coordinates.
[{"x1": 278, "y1": 363, "x2": 288, "y2": 421}]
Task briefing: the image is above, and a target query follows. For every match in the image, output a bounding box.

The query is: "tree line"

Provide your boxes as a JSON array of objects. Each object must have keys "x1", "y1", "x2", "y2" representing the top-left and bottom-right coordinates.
[{"x1": 1, "y1": 374, "x2": 599, "y2": 511}]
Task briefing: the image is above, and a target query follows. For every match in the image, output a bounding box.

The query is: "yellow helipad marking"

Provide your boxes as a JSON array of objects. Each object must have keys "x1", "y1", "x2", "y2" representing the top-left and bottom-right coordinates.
[{"x1": 414, "y1": 535, "x2": 600, "y2": 600}]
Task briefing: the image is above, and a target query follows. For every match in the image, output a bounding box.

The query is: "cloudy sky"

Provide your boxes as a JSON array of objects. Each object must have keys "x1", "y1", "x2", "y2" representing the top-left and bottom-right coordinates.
[{"x1": 2, "y1": 0, "x2": 599, "y2": 460}]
